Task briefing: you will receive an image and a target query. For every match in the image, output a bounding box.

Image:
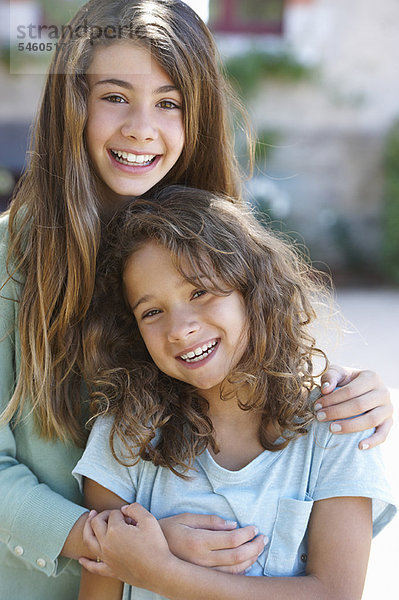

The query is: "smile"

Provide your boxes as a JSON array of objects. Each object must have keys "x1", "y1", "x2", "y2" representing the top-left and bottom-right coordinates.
[
  {"x1": 110, "y1": 149, "x2": 157, "y2": 166},
  {"x1": 179, "y1": 340, "x2": 218, "y2": 363}
]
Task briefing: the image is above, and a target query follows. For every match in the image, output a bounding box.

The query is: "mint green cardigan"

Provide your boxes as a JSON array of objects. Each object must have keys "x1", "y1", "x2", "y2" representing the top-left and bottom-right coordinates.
[{"x1": 0, "y1": 214, "x2": 88, "y2": 599}]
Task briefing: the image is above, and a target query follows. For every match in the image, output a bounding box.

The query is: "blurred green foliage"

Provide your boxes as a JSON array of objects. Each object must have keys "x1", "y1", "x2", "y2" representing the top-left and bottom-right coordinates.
[
  {"x1": 224, "y1": 50, "x2": 311, "y2": 97},
  {"x1": 329, "y1": 216, "x2": 368, "y2": 274},
  {"x1": 39, "y1": 0, "x2": 85, "y2": 23},
  {"x1": 382, "y1": 120, "x2": 399, "y2": 283},
  {"x1": 210, "y1": 0, "x2": 284, "y2": 23}
]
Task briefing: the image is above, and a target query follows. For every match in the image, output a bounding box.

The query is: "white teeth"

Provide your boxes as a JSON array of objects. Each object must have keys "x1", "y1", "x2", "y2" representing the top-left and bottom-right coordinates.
[
  {"x1": 112, "y1": 150, "x2": 156, "y2": 166},
  {"x1": 179, "y1": 340, "x2": 218, "y2": 363}
]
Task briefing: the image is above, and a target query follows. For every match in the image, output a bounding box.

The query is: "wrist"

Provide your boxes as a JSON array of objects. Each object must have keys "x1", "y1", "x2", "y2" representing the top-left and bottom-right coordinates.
[
  {"x1": 157, "y1": 515, "x2": 181, "y2": 557},
  {"x1": 60, "y1": 511, "x2": 92, "y2": 560},
  {"x1": 151, "y1": 554, "x2": 185, "y2": 596}
]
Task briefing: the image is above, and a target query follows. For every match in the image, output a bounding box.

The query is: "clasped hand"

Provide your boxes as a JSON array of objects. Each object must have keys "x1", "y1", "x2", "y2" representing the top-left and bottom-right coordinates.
[{"x1": 79, "y1": 504, "x2": 264, "y2": 584}]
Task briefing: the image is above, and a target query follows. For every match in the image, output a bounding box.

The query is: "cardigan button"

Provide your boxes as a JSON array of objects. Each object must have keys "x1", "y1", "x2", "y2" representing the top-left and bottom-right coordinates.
[
  {"x1": 300, "y1": 553, "x2": 307, "y2": 562},
  {"x1": 36, "y1": 558, "x2": 46, "y2": 568},
  {"x1": 14, "y1": 545, "x2": 24, "y2": 556}
]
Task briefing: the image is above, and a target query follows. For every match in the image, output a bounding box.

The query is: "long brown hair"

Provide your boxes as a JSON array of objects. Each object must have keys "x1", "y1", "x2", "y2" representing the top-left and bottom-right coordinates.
[
  {"x1": 2, "y1": 0, "x2": 250, "y2": 444},
  {"x1": 83, "y1": 186, "x2": 329, "y2": 476}
]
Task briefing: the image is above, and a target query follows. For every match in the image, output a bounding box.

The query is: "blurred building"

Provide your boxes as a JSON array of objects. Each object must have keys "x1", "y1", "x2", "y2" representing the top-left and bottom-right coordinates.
[
  {"x1": 1, "y1": 0, "x2": 399, "y2": 281},
  {"x1": 0, "y1": 0, "x2": 85, "y2": 211},
  {"x1": 209, "y1": 0, "x2": 284, "y2": 34},
  {"x1": 211, "y1": 0, "x2": 399, "y2": 280}
]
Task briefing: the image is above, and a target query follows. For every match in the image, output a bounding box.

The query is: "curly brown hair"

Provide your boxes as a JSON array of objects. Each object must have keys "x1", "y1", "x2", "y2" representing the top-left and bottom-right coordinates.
[{"x1": 83, "y1": 186, "x2": 329, "y2": 476}]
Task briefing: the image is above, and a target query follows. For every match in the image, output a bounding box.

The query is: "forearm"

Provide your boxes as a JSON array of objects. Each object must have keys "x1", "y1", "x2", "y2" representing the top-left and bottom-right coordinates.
[
  {"x1": 150, "y1": 560, "x2": 333, "y2": 600},
  {"x1": 78, "y1": 569, "x2": 123, "y2": 600},
  {"x1": 60, "y1": 511, "x2": 93, "y2": 560},
  {"x1": 0, "y1": 462, "x2": 88, "y2": 573},
  {"x1": 123, "y1": 500, "x2": 368, "y2": 600},
  {"x1": 0, "y1": 424, "x2": 88, "y2": 573},
  {"x1": 84, "y1": 500, "x2": 370, "y2": 599}
]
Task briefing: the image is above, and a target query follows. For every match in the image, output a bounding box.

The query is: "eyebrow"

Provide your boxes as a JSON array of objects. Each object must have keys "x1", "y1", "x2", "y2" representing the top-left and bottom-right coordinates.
[
  {"x1": 93, "y1": 79, "x2": 179, "y2": 95},
  {"x1": 130, "y1": 294, "x2": 154, "y2": 313},
  {"x1": 130, "y1": 275, "x2": 194, "y2": 313}
]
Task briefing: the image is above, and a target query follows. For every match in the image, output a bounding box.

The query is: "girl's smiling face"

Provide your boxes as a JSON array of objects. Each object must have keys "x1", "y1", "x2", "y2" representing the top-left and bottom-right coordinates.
[
  {"x1": 123, "y1": 241, "x2": 249, "y2": 401},
  {"x1": 86, "y1": 42, "x2": 185, "y2": 202}
]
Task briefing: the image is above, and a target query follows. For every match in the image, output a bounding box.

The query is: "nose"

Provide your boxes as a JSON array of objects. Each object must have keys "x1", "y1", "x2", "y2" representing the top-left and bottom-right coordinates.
[
  {"x1": 120, "y1": 105, "x2": 158, "y2": 142},
  {"x1": 167, "y1": 310, "x2": 200, "y2": 343}
]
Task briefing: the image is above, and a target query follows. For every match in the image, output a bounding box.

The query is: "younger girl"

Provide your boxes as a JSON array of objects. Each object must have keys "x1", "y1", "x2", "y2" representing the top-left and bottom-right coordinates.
[
  {"x1": 74, "y1": 186, "x2": 396, "y2": 600},
  {"x1": 0, "y1": 0, "x2": 393, "y2": 598}
]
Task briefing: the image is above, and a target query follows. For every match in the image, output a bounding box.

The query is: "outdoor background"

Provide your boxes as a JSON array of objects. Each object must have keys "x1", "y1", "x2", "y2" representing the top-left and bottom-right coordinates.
[{"x1": 1, "y1": 1, "x2": 398, "y2": 597}]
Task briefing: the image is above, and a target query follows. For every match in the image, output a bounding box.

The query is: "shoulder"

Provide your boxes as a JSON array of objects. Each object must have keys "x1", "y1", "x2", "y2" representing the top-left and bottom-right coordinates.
[
  {"x1": 0, "y1": 212, "x2": 23, "y2": 301},
  {"x1": 73, "y1": 414, "x2": 142, "y2": 502},
  {"x1": 302, "y1": 417, "x2": 376, "y2": 464},
  {"x1": 73, "y1": 415, "x2": 116, "y2": 485},
  {"x1": 0, "y1": 211, "x2": 9, "y2": 229},
  {"x1": 86, "y1": 414, "x2": 138, "y2": 459},
  {"x1": 0, "y1": 212, "x2": 10, "y2": 261},
  {"x1": 0, "y1": 208, "x2": 31, "y2": 273},
  {"x1": 87, "y1": 414, "x2": 115, "y2": 444},
  {"x1": 308, "y1": 421, "x2": 396, "y2": 527},
  {"x1": 290, "y1": 415, "x2": 382, "y2": 486}
]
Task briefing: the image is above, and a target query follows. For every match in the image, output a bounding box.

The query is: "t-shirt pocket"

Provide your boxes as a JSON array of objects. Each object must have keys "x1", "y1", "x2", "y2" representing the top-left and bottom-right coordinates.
[{"x1": 263, "y1": 496, "x2": 314, "y2": 577}]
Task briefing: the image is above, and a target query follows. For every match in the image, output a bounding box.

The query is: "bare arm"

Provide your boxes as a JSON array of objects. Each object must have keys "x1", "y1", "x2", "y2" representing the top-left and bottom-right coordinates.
[
  {"x1": 78, "y1": 476, "x2": 265, "y2": 575},
  {"x1": 317, "y1": 366, "x2": 393, "y2": 448},
  {"x1": 78, "y1": 478, "x2": 265, "y2": 599},
  {"x1": 60, "y1": 512, "x2": 92, "y2": 560},
  {"x1": 78, "y1": 480, "x2": 125, "y2": 600},
  {"x1": 84, "y1": 496, "x2": 372, "y2": 600}
]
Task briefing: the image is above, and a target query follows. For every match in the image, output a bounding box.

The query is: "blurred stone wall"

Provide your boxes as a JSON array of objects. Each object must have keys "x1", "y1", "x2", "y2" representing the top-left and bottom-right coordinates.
[{"x1": 218, "y1": 0, "x2": 399, "y2": 278}]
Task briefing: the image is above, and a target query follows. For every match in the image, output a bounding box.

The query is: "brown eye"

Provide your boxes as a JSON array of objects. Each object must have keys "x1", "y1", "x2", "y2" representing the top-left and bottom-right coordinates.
[
  {"x1": 157, "y1": 100, "x2": 180, "y2": 109},
  {"x1": 104, "y1": 95, "x2": 126, "y2": 103},
  {"x1": 192, "y1": 290, "x2": 207, "y2": 300},
  {"x1": 142, "y1": 309, "x2": 161, "y2": 319}
]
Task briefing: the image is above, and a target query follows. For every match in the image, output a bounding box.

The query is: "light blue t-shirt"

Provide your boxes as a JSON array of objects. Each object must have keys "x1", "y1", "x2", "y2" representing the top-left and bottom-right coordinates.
[{"x1": 73, "y1": 414, "x2": 396, "y2": 600}]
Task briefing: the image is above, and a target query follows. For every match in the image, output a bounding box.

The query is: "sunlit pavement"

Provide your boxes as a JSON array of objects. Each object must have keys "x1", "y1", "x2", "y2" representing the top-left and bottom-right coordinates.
[{"x1": 318, "y1": 288, "x2": 398, "y2": 599}]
